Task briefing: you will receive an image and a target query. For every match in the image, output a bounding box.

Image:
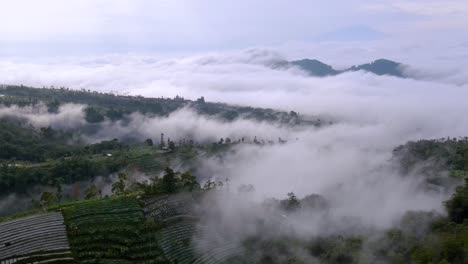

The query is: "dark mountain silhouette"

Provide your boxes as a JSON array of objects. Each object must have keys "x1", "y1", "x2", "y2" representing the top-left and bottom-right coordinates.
[
  {"x1": 278, "y1": 58, "x2": 405, "y2": 78},
  {"x1": 346, "y1": 59, "x2": 404, "y2": 77},
  {"x1": 290, "y1": 59, "x2": 339, "y2": 77}
]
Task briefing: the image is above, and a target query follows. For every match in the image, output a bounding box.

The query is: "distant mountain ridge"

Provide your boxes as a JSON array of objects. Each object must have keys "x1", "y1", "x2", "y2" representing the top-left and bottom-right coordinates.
[{"x1": 274, "y1": 58, "x2": 405, "y2": 78}]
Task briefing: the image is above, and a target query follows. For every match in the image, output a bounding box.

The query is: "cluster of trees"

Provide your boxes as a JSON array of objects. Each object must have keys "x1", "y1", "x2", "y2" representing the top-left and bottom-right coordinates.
[
  {"x1": 0, "y1": 155, "x2": 125, "y2": 195},
  {"x1": 141, "y1": 167, "x2": 200, "y2": 195},
  {"x1": 0, "y1": 118, "x2": 129, "y2": 195},
  {"x1": 372, "y1": 180, "x2": 468, "y2": 263},
  {"x1": 239, "y1": 179, "x2": 468, "y2": 264},
  {"x1": 1, "y1": 85, "x2": 311, "y2": 125},
  {"x1": 0, "y1": 120, "x2": 77, "y2": 162},
  {"x1": 0, "y1": 118, "x2": 127, "y2": 163},
  {"x1": 31, "y1": 167, "x2": 201, "y2": 209},
  {"x1": 394, "y1": 137, "x2": 468, "y2": 173}
]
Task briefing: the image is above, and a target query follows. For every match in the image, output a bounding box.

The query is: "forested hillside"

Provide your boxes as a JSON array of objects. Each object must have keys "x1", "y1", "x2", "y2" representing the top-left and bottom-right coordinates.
[
  {"x1": 0, "y1": 85, "x2": 314, "y2": 125},
  {"x1": 0, "y1": 87, "x2": 467, "y2": 264}
]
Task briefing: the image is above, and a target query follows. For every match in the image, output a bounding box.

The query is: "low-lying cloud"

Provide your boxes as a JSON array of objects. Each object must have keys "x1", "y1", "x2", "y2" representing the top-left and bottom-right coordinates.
[
  {"x1": 2, "y1": 46, "x2": 468, "y2": 259},
  {"x1": 0, "y1": 102, "x2": 302, "y2": 144},
  {"x1": 0, "y1": 103, "x2": 86, "y2": 130}
]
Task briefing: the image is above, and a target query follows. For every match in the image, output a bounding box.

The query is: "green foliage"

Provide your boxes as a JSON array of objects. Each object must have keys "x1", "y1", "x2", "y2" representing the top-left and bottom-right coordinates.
[
  {"x1": 0, "y1": 120, "x2": 74, "y2": 162},
  {"x1": 84, "y1": 106, "x2": 105, "y2": 123},
  {"x1": 84, "y1": 184, "x2": 101, "y2": 200},
  {"x1": 307, "y1": 236, "x2": 362, "y2": 264},
  {"x1": 142, "y1": 167, "x2": 200, "y2": 195},
  {"x1": 1, "y1": 85, "x2": 309, "y2": 124},
  {"x1": 395, "y1": 137, "x2": 468, "y2": 173},
  {"x1": 55, "y1": 178, "x2": 63, "y2": 202},
  {"x1": 46, "y1": 98, "x2": 61, "y2": 113},
  {"x1": 0, "y1": 155, "x2": 124, "y2": 195},
  {"x1": 39, "y1": 191, "x2": 57, "y2": 209},
  {"x1": 446, "y1": 178, "x2": 468, "y2": 223},
  {"x1": 112, "y1": 172, "x2": 129, "y2": 195},
  {"x1": 160, "y1": 167, "x2": 177, "y2": 194},
  {"x1": 180, "y1": 171, "x2": 200, "y2": 191}
]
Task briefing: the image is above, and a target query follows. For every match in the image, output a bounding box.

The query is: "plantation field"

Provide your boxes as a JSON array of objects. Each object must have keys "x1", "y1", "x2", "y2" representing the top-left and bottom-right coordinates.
[{"x1": 61, "y1": 196, "x2": 168, "y2": 263}]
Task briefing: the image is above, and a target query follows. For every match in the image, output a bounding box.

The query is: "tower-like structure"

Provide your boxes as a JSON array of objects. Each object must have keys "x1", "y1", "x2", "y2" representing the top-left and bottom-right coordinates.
[{"x1": 160, "y1": 133, "x2": 165, "y2": 147}]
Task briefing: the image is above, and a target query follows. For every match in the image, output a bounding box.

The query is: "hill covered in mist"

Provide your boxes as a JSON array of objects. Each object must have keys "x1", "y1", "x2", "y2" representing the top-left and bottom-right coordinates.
[
  {"x1": 0, "y1": 85, "x2": 320, "y2": 125},
  {"x1": 273, "y1": 58, "x2": 405, "y2": 77},
  {"x1": 0, "y1": 86, "x2": 323, "y2": 215},
  {"x1": 0, "y1": 85, "x2": 467, "y2": 264}
]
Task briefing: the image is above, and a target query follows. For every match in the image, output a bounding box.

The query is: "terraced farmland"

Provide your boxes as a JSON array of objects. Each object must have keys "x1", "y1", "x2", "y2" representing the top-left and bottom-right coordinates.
[
  {"x1": 142, "y1": 193, "x2": 244, "y2": 264},
  {"x1": 127, "y1": 153, "x2": 164, "y2": 177},
  {"x1": 142, "y1": 194, "x2": 198, "y2": 263},
  {"x1": 62, "y1": 196, "x2": 167, "y2": 263},
  {"x1": 0, "y1": 212, "x2": 74, "y2": 264},
  {"x1": 158, "y1": 219, "x2": 197, "y2": 264},
  {"x1": 142, "y1": 194, "x2": 195, "y2": 222},
  {"x1": 192, "y1": 242, "x2": 244, "y2": 264},
  {"x1": 0, "y1": 193, "x2": 245, "y2": 264},
  {"x1": 124, "y1": 146, "x2": 202, "y2": 178}
]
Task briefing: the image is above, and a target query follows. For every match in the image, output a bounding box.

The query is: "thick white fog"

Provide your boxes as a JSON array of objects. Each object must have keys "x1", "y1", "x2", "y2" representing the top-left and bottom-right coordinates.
[{"x1": 2, "y1": 46, "x2": 468, "y2": 246}]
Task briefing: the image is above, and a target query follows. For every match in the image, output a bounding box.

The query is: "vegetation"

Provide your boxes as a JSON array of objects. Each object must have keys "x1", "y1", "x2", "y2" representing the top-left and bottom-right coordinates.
[
  {"x1": 141, "y1": 167, "x2": 200, "y2": 195},
  {"x1": 394, "y1": 137, "x2": 468, "y2": 175},
  {"x1": 0, "y1": 119, "x2": 78, "y2": 162},
  {"x1": 0, "y1": 85, "x2": 310, "y2": 124},
  {"x1": 446, "y1": 178, "x2": 468, "y2": 223},
  {"x1": 1, "y1": 87, "x2": 468, "y2": 263},
  {"x1": 0, "y1": 151, "x2": 125, "y2": 195},
  {"x1": 62, "y1": 196, "x2": 168, "y2": 263}
]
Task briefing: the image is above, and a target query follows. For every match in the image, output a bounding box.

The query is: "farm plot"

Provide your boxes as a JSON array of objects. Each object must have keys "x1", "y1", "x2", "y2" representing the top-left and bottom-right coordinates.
[
  {"x1": 142, "y1": 194, "x2": 195, "y2": 222},
  {"x1": 62, "y1": 196, "x2": 167, "y2": 263},
  {"x1": 0, "y1": 212, "x2": 73, "y2": 264}
]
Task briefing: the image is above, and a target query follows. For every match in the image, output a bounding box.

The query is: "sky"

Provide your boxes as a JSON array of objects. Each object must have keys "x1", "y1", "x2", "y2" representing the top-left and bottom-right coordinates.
[{"x1": 1, "y1": 0, "x2": 467, "y2": 57}]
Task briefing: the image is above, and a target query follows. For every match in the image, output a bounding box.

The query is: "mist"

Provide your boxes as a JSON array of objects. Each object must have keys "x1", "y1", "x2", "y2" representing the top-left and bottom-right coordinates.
[
  {"x1": 0, "y1": 103, "x2": 86, "y2": 130},
  {"x1": 2, "y1": 47, "x2": 468, "y2": 261},
  {"x1": 0, "y1": 102, "x2": 302, "y2": 144}
]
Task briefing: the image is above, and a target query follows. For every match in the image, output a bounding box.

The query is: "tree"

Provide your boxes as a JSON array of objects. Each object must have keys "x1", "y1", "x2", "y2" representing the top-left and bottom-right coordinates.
[
  {"x1": 112, "y1": 173, "x2": 128, "y2": 196},
  {"x1": 445, "y1": 178, "x2": 468, "y2": 223},
  {"x1": 84, "y1": 107, "x2": 105, "y2": 123},
  {"x1": 40, "y1": 126, "x2": 55, "y2": 139},
  {"x1": 161, "y1": 167, "x2": 177, "y2": 193},
  {"x1": 197, "y1": 96, "x2": 205, "y2": 104},
  {"x1": 55, "y1": 179, "x2": 63, "y2": 203},
  {"x1": 169, "y1": 141, "x2": 175, "y2": 150},
  {"x1": 145, "y1": 138, "x2": 154, "y2": 146},
  {"x1": 203, "y1": 180, "x2": 217, "y2": 191},
  {"x1": 285, "y1": 192, "x2": 300, "y2": 211},
  {"x1": 46, "y1": 98, "x2": 61, "y2": 113},
  {"x1": 143, "y1": 174, "x2": 161, "y2": 195},
  {"x1": 180, "y1": 171, "x2": 199, "y2": 191},
  {"x1": 85, "y1": 184, "x2": 101, "y2": 200},
  {"x1": 40, "y1": 191, "x2": 57, "y2": 209}
]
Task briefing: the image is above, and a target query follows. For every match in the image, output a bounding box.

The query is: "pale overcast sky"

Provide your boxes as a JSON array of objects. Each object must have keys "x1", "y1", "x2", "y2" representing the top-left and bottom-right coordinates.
[{"x1": 1, "y1": 0, "x2": 467, "y2": 56}]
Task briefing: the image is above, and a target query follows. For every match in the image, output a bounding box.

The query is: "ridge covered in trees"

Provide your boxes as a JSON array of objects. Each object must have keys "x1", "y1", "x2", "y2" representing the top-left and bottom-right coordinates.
[{"x1": 0, "y1": 85, "x2": 315, "y2": 125}]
